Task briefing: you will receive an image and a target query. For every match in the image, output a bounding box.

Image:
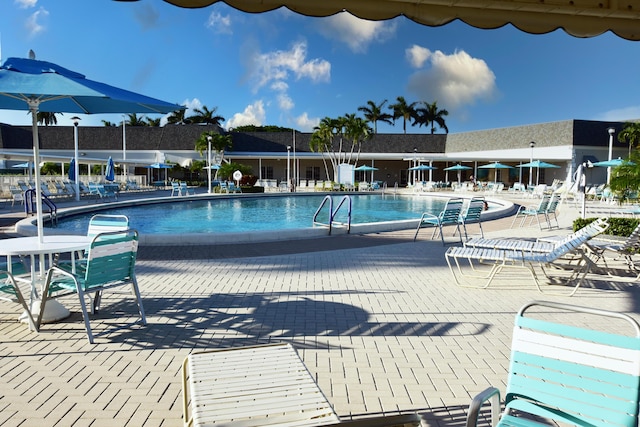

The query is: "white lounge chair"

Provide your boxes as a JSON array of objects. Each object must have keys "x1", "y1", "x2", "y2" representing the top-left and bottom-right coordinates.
[
  {"x1": 182, "y1": 343, "x2": 420, "y2": 427},
  {"x1": 445, "y1": 218, "x2": 609, "y2": 295}
]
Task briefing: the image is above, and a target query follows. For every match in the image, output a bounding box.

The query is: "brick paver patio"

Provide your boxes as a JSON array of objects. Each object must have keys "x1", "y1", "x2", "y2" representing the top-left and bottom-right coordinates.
[{"x1": 1, "y1": 191, "x2": 638, "y2": 426}]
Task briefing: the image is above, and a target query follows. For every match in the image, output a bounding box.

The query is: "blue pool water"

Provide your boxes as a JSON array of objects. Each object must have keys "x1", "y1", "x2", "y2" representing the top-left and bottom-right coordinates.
[{"x1": 53, "y1": 194, "x2": 450, "y2": 235}]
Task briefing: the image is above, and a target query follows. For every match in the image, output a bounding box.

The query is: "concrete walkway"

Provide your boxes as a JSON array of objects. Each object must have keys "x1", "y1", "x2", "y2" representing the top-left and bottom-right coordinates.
[{"x1": 0, "y1": 190, "x2": 638, "y2": 426}]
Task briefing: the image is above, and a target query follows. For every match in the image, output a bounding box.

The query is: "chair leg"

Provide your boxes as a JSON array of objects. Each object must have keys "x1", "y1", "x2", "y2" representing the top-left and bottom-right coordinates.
[
  {"x1": 76, "y1": 288, "x2": 95, "y2": 344},
  {"x1": 130, "y1": 277, "x2": 147, "y2": 325}
]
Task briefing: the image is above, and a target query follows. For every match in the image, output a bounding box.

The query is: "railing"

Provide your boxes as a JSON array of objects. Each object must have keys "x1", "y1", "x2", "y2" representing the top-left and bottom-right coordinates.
[
  {"x1": 25, "y1": 189, "x2": 58, "y2": 226},
  {"x1": 312, "y1": 195, "x2": 352, "y2": 235}
]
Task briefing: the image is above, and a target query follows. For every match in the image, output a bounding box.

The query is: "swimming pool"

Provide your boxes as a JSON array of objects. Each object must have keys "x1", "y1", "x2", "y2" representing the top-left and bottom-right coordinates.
[
  {"x1": 24, "y1": 193, "x2": 512, "y2": 245},
  {"x1": 52, "y1": 194, "x2": 448, "y2": 235}
]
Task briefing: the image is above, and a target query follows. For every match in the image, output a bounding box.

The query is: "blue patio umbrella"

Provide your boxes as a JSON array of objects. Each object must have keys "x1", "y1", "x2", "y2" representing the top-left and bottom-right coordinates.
[
  {"x1": 354, "y1": 164, "x2": 378, "y2": 182},
  {"x1": 68, "y1": 158, "x2": 76, "y2": 181},
  {"x1": 408, "y1": 164, "x2": 437, "y2": 171},
  {"x1": 478, "y1": 162, "x2": 514, "y2": 183},
  {"x1": 0, "y1": 56, "x2": 183, "y2": 240},
  {"x1": 592, "y1": 157, "x2": 635, "y2": 167},
  {"x1": 517, "y1": 160, "x2": 560, "y2": 184},
  {"x1": 444, "y1": 163, "x2": 473, "y2": 184},
  {"x1": 105, "y1": 157, "x2": 115, "y2": 182}
]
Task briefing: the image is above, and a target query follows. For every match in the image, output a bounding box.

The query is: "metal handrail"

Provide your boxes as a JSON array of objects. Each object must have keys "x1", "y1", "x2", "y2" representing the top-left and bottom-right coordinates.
[
  {"x1": 313, "y1": 195, "x2": 333, "y2": 233},
  {"x1": 25, "y1": 189, "x2": 58, "y2": 225},
  {"x1": 331, "y1": 195, "x2": 352, "y2": 234},
  {"x1": 313, "y1": 194, "x2": 352, "y2": 235}
]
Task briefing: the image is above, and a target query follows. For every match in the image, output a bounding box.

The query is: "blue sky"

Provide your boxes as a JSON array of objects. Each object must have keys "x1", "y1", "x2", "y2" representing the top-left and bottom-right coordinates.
[{"x1": 1, "y1": 0, "x2": 640, "y2": 135}]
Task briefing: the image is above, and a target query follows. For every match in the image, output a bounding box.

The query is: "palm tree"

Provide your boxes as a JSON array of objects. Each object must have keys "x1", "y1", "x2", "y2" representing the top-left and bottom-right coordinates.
[
  {"x1": 145, "y1": 117, "x2": 162, "y2": 127},
  {"x1": 357, "y1": 100, "x2": 393, "y2": 133},
  {"x1": 190, "y1": 106, "x2": 225, "y2": 126},
  {"x1": 123, "y1": 113, "x2": 147, "y2": 126},
  {"x1": 618, "y1": 122, "x2": 640, "y2": 156},
  {"x1": 416, "y1": 101, "x2": 449, "y2": 134},
  {"x1": 389, "y1": 96, "x2": 417, "y2": 134},
  {"x1": 166, "y1": 108, "x2": 190, "y2": 125},
  {"x1": 195, "y1": 130, "x2": 233, "y2": 156},
  {"x1": 102, "y1": 120, "x2": 117, "y2": 127},
  {"x1": 36, "y1": 112, "x2": 60, "y2": 126},
  {"x1": 343, "y1": 114, "x2": 373, "y2": 165}
]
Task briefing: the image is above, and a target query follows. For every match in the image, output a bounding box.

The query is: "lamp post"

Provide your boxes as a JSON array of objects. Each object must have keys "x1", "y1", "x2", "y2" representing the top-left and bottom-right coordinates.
[
  {"x1": 287, "y1": 145, "x2": 291, "y2": 192},
  {"x1": 528, "y1": 141, "x2": 536, "y2": 187},
  {"x1": 72, "y1": 116, "x2": 81, "y2": 201},
  {"x1": 122, "y1": 115, "x2": 127, "y2": 181},
  {"x1": 413, "y1": 147, "x2": 417, "y2": 186},
  {"x1": 607, "y1": 127, "x2": 615, "y2": 184},
  {"x1": 207, "y1": 135, "x2": 212, "y2": 194}
]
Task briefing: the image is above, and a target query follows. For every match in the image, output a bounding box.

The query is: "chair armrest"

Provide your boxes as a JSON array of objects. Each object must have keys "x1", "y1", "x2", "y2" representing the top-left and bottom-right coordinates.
[
  {"x1": 466, "y1": 387, "x2": 501, "y2": 427},
  {"x1": 321, "y1": 413, "x2": 421, "y2": 427},
  {"x1": 419, "y1": 212, "x2": 440, "y2": 225}
]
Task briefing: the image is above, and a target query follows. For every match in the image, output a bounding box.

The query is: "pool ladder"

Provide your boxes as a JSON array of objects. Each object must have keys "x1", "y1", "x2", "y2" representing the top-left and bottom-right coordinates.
[
  {"x1": 25, "y1": 189, "x2": 58, "y2": 226},
  {"x1": 313, "y1": 195, "x2": 352, "y2": 235}
]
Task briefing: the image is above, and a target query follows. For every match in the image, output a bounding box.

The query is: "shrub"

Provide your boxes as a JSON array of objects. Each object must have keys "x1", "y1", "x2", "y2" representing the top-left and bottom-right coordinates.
[{"x1": 573, "y1": 217, "x2": 639, "y2": 236}]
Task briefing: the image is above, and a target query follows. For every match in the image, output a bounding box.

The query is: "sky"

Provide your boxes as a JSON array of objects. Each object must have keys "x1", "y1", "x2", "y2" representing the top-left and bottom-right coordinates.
[{"x1": 1, "y1": 0, "x2": 640, "y2": 136}]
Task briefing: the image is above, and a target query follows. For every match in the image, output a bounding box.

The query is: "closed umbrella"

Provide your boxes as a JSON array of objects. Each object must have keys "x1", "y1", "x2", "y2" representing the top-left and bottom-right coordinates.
[
  {"x1": 105, "y1": 157, "x2": 115, "y2": 182},
  {"x1": 68, "y1": 158, "x2": 76, "y2": 181},
  {"x1": 0, "y1": 56, "x2": 182, "y2": 241}
]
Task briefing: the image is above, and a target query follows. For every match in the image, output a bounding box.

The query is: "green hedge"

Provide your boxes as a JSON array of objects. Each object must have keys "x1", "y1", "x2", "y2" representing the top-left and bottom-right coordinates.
[{"x1": 573, "y1": 217, "x2": 639, "y2": 237}]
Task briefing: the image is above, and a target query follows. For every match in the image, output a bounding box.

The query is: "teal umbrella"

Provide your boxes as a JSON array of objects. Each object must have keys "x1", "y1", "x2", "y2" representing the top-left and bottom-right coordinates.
[
  {"x1": 592, "y1": 157, "x2": 635, "y2": 167},
  {"x1": 444, "y1": 163, "x2": 472, "y2": 184},
  {"x1": 0, "y1": 56, "x2": 183, "y2": 241},
  {"x1": 479, "y1": 162, "x2": 513, "y2": 183},
  {"x1": 517, "y1": 160, "x2": 560, "y2": 184}
]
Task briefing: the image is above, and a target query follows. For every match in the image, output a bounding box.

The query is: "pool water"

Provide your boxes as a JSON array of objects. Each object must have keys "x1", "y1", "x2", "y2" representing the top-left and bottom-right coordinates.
[{"x1": 53, "y1": 194, "x2": 449, "y2": 235}]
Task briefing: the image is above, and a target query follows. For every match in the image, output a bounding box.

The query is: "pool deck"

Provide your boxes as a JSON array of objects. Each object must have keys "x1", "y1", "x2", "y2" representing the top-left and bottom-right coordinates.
[{"x1": 0, "y1": 189, "x2": 638, "y2": 426}]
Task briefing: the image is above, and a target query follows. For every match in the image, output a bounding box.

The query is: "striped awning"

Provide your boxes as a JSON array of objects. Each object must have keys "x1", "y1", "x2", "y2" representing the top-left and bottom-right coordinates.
[{"x1": 116, "y1": 0, "x2": 640, "y2": 41}]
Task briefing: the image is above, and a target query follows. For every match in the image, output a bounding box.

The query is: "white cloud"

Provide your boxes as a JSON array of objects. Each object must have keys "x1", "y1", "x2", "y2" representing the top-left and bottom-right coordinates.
[
  {"x1": 206, "y1": 11, "x2": 232, "y2": 34},
  {"x1": 227, "y1": 100, "x2": 266, "y2": 129},
  {"x1": 277, "y1": 93, "x2": 294, "y2": 111},
  {"x1": 294, "y1": 112, "x2": 320, "y2": 132},
  {"x1": 595, "y1": 106, "x2": 640, "y2": 122},
  {"x1": 25, "y1": 7, "x2": 48, "y2": 38},
  {"x1": 182, "y1": 98, "x2": 203, "y2": 117},
  {"x1": 270, "y1": 81, "x2": 289, "y2": 92},
  {"x1": 406, "y1": 47, "x2": 496, "y2": 111},
  {"x1": 406, "y1": 45, "x2": 431, "y2": 68},
  {"x1": 248, "y1": 41, "x2": 330, "y2": 92},
  {"x1": 15, "y1": 0, "x2": 37, "y2": 8},
  {"x1": 317, "y1": 12, "x2": 396, "y2": 53}
]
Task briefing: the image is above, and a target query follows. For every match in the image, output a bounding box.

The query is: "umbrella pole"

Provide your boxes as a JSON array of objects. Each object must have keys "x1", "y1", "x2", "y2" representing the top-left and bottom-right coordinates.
[{"x1": 29, "y1": 101, "x2": 44, "y2": 243}]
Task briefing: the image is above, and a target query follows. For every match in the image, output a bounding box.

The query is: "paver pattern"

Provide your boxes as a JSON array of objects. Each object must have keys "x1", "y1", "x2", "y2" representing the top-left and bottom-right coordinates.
[{"x1": 0, "y1": 191, "x2": 638, "y2": 426}]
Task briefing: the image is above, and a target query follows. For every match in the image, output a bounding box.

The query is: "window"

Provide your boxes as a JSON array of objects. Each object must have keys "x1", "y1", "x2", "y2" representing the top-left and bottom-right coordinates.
[{"x1": 261, "y1": 166, "x2": 274, "y2": 179}]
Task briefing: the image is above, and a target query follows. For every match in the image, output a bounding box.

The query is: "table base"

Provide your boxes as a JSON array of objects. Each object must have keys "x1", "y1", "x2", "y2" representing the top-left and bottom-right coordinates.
[{"x1": 20, "y1": 299, "x2": 70, "y2": 324}]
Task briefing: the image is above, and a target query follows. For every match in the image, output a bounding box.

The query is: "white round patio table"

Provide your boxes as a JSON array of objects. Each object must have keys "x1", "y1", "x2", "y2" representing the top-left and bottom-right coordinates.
[{"x1": 0, "y1": 235, "x2": 93, "y2": 323}]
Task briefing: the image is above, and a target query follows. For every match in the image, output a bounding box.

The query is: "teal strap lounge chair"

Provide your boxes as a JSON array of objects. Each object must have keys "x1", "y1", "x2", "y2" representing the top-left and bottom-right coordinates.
[
  {"x1": 37, "y1": 229, "x2": 146, "y2": 344},
  {"x1": 0, "y1": 261, "x2": 38, "y2": 332},
  {"x1": 466, "y1": 300, "x2": 640, "y2": 427},
  {"x1": 414, "y1": 198, "x2": 464, "y2": 245}
]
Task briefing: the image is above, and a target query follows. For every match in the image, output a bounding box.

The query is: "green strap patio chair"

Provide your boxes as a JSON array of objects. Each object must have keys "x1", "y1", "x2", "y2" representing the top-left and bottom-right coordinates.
[
  {"x1": 414, "y1": 197, "x2": 464, "y2": 245},
  {"x1": 37, "y1": 229, "x2": 146, "y2": 344},
  {"x1": 0, "y1": 260, "x2": 38, "y2": 332}
]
